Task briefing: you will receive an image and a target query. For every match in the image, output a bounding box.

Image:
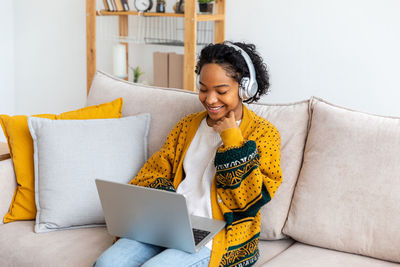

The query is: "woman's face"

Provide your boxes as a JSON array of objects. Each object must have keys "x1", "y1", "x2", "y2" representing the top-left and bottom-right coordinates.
[{"x1": 198, "y1": 63, "x2": 243, "y2": 126}]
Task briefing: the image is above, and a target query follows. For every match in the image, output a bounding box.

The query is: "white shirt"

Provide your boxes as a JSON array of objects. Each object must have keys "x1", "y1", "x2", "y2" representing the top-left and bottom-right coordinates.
[
  {"x1": 177, "y1": 118, "x2": 222, "y2": 250},
  {"x1": 177, "y1": 118, "x2": 241, "y2": 250}
]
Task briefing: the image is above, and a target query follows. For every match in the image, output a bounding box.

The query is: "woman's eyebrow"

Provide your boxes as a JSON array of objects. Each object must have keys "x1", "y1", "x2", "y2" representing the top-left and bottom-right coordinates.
[
  {"x1": 214, "y1": 84, "x2": 230, "y2": 89},
  {"x1": 199, "y1": 82, "x2": 230, "y2": 89}
]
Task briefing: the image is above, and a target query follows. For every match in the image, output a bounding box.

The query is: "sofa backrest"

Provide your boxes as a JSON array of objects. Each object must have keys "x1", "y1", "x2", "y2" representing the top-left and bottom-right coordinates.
[
  {"x1": 87, "y1": 71, "x2": 204, "y2": 157},
  {"x1": 87, "y1": 71, "x2": 310, "y2": 240}
]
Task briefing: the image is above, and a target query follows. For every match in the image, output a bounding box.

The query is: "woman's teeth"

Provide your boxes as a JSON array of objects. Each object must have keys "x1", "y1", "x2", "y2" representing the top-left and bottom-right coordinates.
[{"x1": 208, "y1": 105, "x2": 223, "y2": 112}]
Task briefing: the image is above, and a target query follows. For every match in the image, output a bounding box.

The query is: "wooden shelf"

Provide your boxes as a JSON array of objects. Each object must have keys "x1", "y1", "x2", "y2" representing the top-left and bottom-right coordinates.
[
  {"x1": 97, "y1": 10, "x2": 225, "y2": 21},
  {"x1": 97, "y1": 10, "x2": 184, "y2": 17},
  {"x1": 87, "y1": 0, "x2": 226, "y2": 92}
]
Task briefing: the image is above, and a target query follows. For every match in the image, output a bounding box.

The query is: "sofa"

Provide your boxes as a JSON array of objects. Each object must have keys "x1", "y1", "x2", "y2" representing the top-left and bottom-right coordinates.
[{"x1": 0, "y1": 70, "x2": 399, "y2": 267}]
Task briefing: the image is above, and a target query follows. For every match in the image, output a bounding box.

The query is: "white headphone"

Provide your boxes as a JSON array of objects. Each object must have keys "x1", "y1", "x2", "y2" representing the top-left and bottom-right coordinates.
[{"x1": 196, "y1": 42, "x2": 258, "y2": 101}]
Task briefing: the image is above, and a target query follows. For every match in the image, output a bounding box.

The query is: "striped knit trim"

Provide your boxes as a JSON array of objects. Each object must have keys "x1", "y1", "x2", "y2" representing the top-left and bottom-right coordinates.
[
  {"x1": 148, "y1": 177, "x2": 176, "y2": 192},
  {"x1": 219, "y1": 233, "x2": 260, "y2": 267},
  {"x1": 215, "y1": 141, "x2": 259, "y2": 190},
  {"x1": 215, "y1": 141, "x2": 257, "y2": 171},
  {"x1": 224, "y1": 185, "x2": 271, "y2": 226}
]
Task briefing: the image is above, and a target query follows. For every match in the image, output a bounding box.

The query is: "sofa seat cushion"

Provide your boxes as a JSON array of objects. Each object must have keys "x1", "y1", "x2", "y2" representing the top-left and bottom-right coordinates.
[
  {"x1": 254, "y1": 238, "x2": 295, "y2": 266},
  {"x1": 0, "y1": 221, "x2": 113, "y2": 267},
  {"x1": 263, "y1": 243, "x2": 400, "y2": 267},
  {"x1": 0, "y1": 221, "x2": 294, "y2": 267}
]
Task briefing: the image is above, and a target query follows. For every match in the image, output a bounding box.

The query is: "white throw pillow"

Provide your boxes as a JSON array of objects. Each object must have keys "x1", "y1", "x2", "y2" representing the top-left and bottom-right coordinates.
[
  {"x1": 283, "y1": 97, "x2": 400, "y2": 262},
  {"x1": 28, "y1": 114, "x2": 150, "y2": 233}
]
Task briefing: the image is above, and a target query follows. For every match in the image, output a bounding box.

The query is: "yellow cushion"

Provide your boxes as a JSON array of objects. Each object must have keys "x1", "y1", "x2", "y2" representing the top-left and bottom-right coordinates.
[{"x1": 0, "y1": 98, "x2": 123, "y2": 223}]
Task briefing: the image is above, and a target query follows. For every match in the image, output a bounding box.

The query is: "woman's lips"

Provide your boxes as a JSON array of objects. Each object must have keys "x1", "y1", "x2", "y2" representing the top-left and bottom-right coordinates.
[{"x1": 206, "y1": 105, "x2": 224, "y2": 113}]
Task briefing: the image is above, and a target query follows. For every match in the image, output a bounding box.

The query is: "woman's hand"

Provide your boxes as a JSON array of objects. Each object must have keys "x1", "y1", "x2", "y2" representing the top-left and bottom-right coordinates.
[{"x1": 212, "y1": 111, "x2": 238, "y2": 133}]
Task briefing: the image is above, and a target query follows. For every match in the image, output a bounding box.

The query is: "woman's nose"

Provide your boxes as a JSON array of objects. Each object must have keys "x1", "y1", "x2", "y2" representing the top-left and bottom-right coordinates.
[{"x1": 205, "y1": 92, "x2": 218, "y2": 105}]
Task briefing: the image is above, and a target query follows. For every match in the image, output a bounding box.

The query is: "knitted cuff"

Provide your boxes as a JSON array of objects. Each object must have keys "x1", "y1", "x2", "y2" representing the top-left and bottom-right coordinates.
[{"x1": 220, "y1": 127, "x2": 244, "y2": 148}]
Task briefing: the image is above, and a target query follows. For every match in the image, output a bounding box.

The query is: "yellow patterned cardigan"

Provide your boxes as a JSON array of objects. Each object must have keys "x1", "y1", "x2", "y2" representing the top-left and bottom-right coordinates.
[{"x1": 129, "y1": 105, "x2": 282, "y2": 267}]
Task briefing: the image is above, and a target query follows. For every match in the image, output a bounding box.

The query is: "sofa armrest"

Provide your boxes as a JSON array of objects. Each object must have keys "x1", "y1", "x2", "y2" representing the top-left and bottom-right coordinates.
[
  {"x1": 0, "y1": 143, "x2": 10, "y2": 161},
  {"x1": 0, "y1": 159, "x2": 16, "y2": 224}
]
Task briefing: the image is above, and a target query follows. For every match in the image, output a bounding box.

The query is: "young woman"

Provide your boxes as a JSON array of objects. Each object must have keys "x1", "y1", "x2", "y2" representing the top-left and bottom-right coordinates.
[{"x1": 95, "y1": 41, "x2": 283, "y2": 267}]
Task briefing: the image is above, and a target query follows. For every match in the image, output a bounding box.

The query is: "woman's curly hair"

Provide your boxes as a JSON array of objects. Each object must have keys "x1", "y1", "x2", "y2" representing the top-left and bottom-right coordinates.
[{"x1": 195, "y1": 41, "x2": 270, "y2": 104}]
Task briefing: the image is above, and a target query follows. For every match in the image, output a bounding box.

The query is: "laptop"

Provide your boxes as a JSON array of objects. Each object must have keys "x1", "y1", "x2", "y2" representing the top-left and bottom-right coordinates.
[{"x1": 95, "y1": 179, "x2": 226, "y2": 253}]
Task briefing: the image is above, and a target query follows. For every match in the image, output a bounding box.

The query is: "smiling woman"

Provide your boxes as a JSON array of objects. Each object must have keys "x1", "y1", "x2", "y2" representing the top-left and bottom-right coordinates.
[
  {"x1": 94, "y1": 41, "x2": 282, "y2": 267},
  {"x1": 197, "y1": 63, "x2": 243, "y2": 127}
]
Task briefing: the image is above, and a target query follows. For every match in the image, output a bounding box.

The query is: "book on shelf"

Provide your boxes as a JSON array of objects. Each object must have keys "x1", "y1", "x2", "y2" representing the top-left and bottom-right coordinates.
[
  {"x1": 114, "y1": 0, "x2": 124, "y2": 11},
  {"x1": 109, "y1": 0, "x2": 116, "y2": 11},
  {"x1": 104, "y1": 0, "x2": 128, "y2": 12},
  {"x1": 103, "y1": 0, "x2": 110, "y2": 11},
  {"x1": 121, "y1": 0, "x2": 130, "y2": 11},
  {"x1": 109, "y1": 0, "x2": 115, "y2": 11}
]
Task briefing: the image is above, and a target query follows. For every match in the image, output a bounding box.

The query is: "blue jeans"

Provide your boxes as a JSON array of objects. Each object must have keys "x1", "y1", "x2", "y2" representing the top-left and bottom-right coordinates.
[{"x1": 94, "y1": 238, "x2": 211, "y2": 267}]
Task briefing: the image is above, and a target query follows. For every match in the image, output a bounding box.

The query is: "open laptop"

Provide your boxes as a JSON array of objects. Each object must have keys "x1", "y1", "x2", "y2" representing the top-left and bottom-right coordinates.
[{"x1": 95, "y1": 179, "x2": 226, "y2": 253}]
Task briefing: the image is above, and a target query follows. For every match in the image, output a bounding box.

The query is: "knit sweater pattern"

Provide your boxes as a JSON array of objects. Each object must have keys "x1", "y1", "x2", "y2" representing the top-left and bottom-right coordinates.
[{"x1": 129, "y1": 105, "x2": 282, "y2": 267}]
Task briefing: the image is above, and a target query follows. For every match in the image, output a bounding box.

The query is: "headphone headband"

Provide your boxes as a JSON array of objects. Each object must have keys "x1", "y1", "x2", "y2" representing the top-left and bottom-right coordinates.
[
  {"x1": 224, "y1": 42, "x2": 258, "y2": 100},
  {"x1": 196, "y1": 42, "x2": 258, "y2": 101}
]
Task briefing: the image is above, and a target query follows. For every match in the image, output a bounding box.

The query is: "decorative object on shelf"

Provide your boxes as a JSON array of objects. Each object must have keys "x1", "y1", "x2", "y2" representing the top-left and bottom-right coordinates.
[
  {"x1": 173, "y1": 0, "x2": 184, "y2": 14},
  {"x1": 134, "y1": 0, "x2": 153, "y2": 12},
  {"x1": 156, "y1": 0, "x2": 166, "y2": 13},
  {"x1": 130, "y1": 66, "x2": 144, "y2": 83},
  {"x1": 198, "y1": 0, "x2": 214, "y2": 13},
  {"x1": 113, "y1": 43, "x2": 127, "y2": 79}
]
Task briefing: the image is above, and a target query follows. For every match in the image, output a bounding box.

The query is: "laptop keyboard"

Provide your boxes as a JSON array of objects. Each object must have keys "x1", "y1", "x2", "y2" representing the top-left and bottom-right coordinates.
[{"x1": 192, "y1": 228, "x2": 211, "y2": 245}]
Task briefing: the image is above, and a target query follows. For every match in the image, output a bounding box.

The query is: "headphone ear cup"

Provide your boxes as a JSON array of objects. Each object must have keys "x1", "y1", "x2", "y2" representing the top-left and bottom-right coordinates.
[{"x1": 240, "y1": 77, "x2": 250, "y2": 100}]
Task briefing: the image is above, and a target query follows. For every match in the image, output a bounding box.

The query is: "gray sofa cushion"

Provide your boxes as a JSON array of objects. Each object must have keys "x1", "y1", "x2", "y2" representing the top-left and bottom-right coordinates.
[
  {"x1": 250, "y1": 101, "x2": 309, "y2": 240},
  {"x1": 283, "y1": 97, "x2": 400, "y2": 263}
]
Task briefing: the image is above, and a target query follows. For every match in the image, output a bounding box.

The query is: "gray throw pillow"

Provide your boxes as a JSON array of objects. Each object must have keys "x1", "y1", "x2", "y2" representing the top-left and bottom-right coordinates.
[{"x1": 28, "y1": 114, "x2": 150, "y2": 233}]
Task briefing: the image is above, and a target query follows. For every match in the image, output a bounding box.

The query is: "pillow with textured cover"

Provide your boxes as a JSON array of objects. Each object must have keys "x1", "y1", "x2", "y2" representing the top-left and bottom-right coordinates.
[
  {"x1": 283, "y1": 97, "x2": 400, "y2": 263},
  {"x1": 0, "y1": 98, "x2": 123, "y2": 223},
  {"x1": 28, "y1": 114, "x2": 150, "y2": 233}
]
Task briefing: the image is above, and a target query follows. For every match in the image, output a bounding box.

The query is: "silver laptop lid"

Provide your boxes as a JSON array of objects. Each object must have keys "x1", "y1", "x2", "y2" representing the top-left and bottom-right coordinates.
[{"x1": 96, "y1": 179, "x2": 198, "y2": 252}]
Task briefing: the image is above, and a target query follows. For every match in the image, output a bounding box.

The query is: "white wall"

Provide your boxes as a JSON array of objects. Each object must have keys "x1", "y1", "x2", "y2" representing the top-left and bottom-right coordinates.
[
  {"x1": 13, "y1": 0, "x2": 87, "y2": 115},
  {"x1": 0, "y1": 0, "x2": 15, "y2": 142},
  {"x1": 226, "y1": 0, "x2": 400, "y2": 116},
  {"x1": 5, "y1": 0, "x2": 400, "y2": 131}
]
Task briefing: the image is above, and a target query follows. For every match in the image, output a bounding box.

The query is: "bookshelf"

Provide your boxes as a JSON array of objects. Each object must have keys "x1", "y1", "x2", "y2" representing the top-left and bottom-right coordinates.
[{"x1": 86, "y1": 0, "x2": 226, "y2": 93}]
